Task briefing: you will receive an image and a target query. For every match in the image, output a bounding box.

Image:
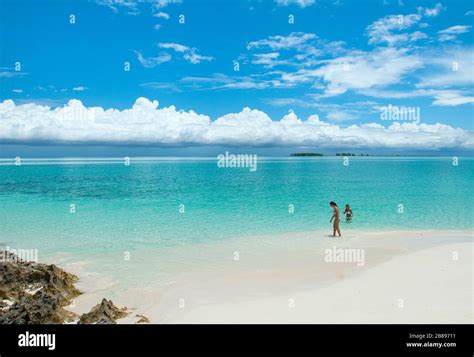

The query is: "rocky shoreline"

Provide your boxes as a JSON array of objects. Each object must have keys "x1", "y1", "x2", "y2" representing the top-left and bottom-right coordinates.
[{"x1": 0, "y1": 251, "x2": 144, "y2": 324}]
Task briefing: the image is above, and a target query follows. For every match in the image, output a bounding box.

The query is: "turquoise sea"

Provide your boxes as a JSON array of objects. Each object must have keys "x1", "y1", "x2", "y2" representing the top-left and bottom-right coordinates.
[{"x1": 0, "y1": 157, "x2": 473, "y2": 257}]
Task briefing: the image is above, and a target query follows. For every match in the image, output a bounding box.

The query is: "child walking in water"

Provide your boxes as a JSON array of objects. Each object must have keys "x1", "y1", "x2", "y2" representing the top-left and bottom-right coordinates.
[
  {"x1": 329, "y1": 201, "x2": 341, "y2": 237},
  {"x1": 343, "y1": 204, "x2": 353, "y2": 223}
]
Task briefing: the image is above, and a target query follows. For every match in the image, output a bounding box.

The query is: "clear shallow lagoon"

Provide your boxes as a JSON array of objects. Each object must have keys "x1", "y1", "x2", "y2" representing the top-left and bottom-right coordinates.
[{"x1": 1, "y1": 157, "x2": 473, "y2": 257}]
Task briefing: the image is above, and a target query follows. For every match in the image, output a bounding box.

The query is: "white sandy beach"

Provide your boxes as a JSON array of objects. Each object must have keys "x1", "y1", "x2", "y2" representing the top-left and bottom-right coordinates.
[{"x1": 58, "y1": 230, "x2": 473, "y2": 324}]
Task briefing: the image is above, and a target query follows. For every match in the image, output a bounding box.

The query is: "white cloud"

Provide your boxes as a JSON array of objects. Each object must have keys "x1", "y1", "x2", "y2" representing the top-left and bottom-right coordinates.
[
  {"x1": 96, "y1": 0, "x2": 140, "y2": 14},
  {"x1": 153, "y1": 24, "x2": 162, "y2": 31},
  {"x1": 157, "y1": 42, "x2": 213, "y2": 64},
  {"x1": 267, "y1": 98, "x2": 378, "y2": 121},
  {"x1": 158, "y1": 42, "x2": 189, "y2": 52},
  {"x1": 431, "y1": 91, "x2": 474, "y2": 106},
  {"x1": 96, "y1": 0, "x2": 181, "y2": 14},
  {"x1": 275, "y1": 0, "x2": 316, "y2": 8},
  {"x1": 417, "y1": 47, "x2": 474, "y2": 88},
  {"x1": 0, "y1": 71, "x2": 27, "y2": 78},
  {"x1": 266, "y1": 98, "x2": 311, "y2": 107},
  {"x1": 419, "y1": 3, "x2": 444, "y2": 17},
  {"x1": 304, "y1": 47, "x2": 423, "y2": 96},
  {"x1": 326, "y1": 111, "x2": 357, "y2": 121},
  {"x1": 439, "y1": 25, "x2": 471, "y2": 34},
  {"x1": 366, "y1": 14, "x2": 421, "y2": 45},
  {"x1": 251, "y1": 52, "x2": 290, "y2": 68},
  {"x1": 1, "y1": 98, "x2": 471, "y2": 150},
  {"x1": 245, "y1": 32, "x2": 347, "y2": 75},
  {"x1": 360, "y1": 88, "x2": 474, "y2": 107},
  {"x1": 437, "y1": 25, "x2": 471, "y2": 42},
  {"x1": 151, "y1": 0, "x2": 182, "y2": 10},
  {"x1": 72, "y1": 86, "x2": 88, "y2": 91},
  {"x1": 135, "y1": 51, "x2": 172, "y2": 67},
  {"x1": 239, "y1": 28, "x2": 470, "y2": 104},
  {"x1": 12, "y1": 89, "x2": 23, "y2": 93},
  {"x1": 181, "y1": 73, "x2": 269, "y2": 90},
  {"x1": 247, "y1": 32, "x2": 317, "y2": 51},
  {"x1": 153, "y1": 11, "x2": 170, "y2": 19},
  {"x1": 409, "y1": 31, "x2": 428, "y2": 41},
  {"x1": 140, "y1": 82, "x2": 180, "y2": 92},
  {"x1": 183, "y1": 52, "x2": 214, "y2": 64}
]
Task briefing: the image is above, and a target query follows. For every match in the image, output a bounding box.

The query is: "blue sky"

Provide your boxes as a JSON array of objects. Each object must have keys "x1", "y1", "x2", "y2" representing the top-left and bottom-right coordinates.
[{"x1": 0, "y1": 0, "x2": 473, "y2": 156}]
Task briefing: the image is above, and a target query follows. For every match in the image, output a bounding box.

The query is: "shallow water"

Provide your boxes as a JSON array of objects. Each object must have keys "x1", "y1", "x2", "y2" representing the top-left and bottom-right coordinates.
[{"x1": 0, "y1": 157, "x2": 472, "y2": 257}]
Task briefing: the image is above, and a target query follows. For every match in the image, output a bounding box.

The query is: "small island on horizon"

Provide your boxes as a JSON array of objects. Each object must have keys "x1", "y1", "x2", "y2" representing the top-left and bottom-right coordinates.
[
  {"x1": 290, "y1": 153, "x2": 324, "y2": 157},
  {"x1": 290, "y1": 153, "x2": 371, "y2": 157}
]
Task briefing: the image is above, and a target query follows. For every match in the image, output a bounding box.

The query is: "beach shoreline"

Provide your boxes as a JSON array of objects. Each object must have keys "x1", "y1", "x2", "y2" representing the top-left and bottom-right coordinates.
[
  {"x1": 48, "y1": 229, "x2": 473, "y2": 324},
  {"x1": 169, "y1": 241, "x2": 473, "y2": 324}
]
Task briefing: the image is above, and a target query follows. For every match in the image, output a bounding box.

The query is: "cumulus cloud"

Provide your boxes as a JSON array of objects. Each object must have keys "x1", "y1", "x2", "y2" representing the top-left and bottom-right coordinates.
[{"x1": 0, "y1": 98, "x2": 472, "y2": 150}]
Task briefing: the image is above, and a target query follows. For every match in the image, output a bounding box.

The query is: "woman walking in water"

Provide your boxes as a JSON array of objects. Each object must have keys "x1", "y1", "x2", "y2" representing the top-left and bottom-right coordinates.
[{"x1": 329, "y1": 201, "x2": 341, "y2": 237}]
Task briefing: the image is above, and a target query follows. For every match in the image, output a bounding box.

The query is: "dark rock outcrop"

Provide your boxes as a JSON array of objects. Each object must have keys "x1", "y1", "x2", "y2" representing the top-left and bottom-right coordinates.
[
  {"x1": 0, "y1": 252, "x2": 80, "y2": 302},
  {"x1": 0, "y1": 250, "x2": 80, "y2": 324},
  {"x1": 78, "y1": 298, "x2": 128, "y2": 324},
  {"x1": 0, "y1": 251, "x2": 130, "y2": 324},
  {"x1": 135, "y1": 314, "x2": 150, "y2": 323},
  {"x1": 0, "y1": 290, "x2": 77, "y2": 324}
]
